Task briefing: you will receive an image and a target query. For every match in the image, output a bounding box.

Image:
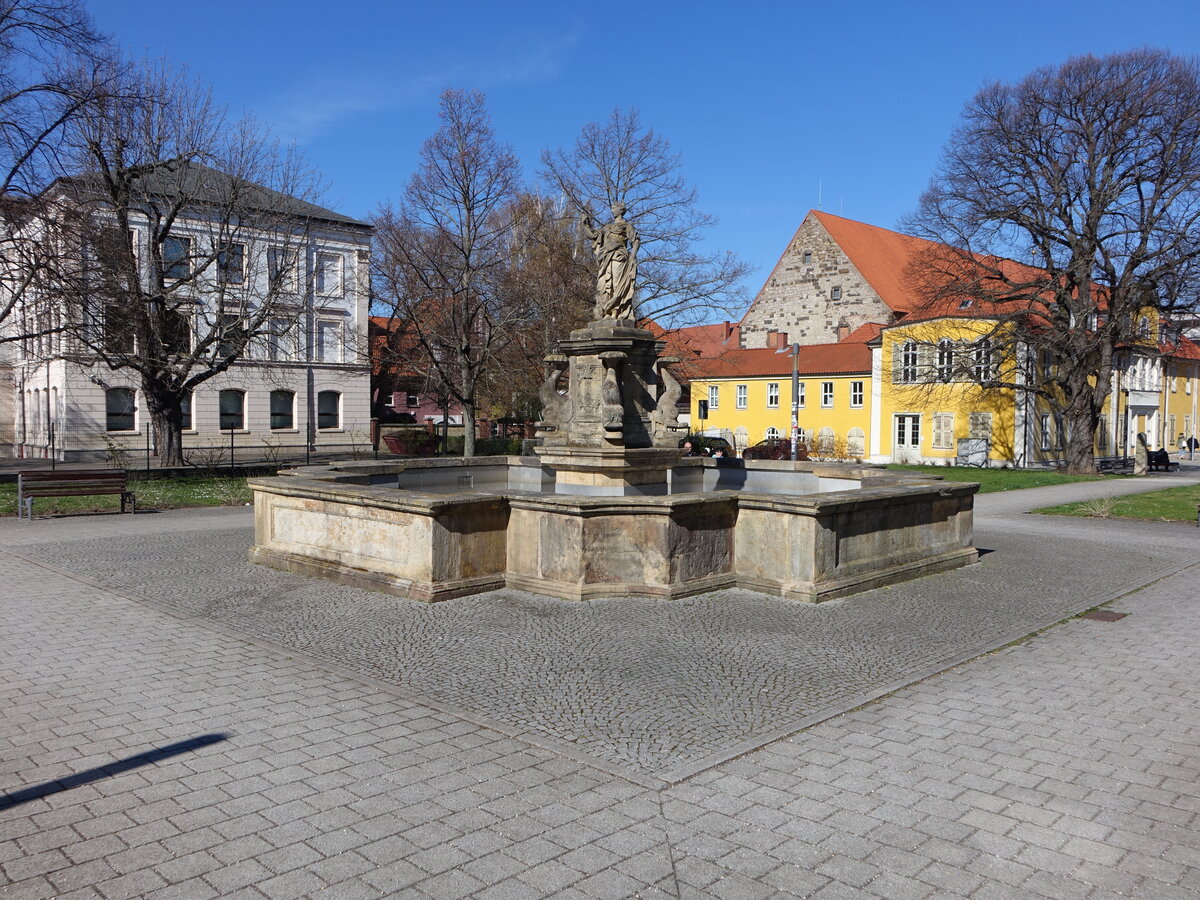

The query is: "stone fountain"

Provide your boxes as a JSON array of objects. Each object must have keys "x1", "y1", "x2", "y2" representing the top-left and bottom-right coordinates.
[{"x1": 248, "y1": 203, "x2": 978, "y2": 603}]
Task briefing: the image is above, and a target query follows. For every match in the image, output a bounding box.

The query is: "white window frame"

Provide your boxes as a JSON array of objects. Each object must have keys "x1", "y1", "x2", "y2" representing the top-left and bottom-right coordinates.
[
  {"x1": 316, "y1": 319, "x2": 344, "y2": 364},
  {"x1": 219, "y1": 389, "x2": 246, "y2": 432},
  {"x1": 900, "y1": 340, "x2": 918, "y2": 383},
  {"x1": 270, "y1": 390, "x2": 296, "y2": 431},
  {"x1": 821, "y1": 381, "x2": 834, "y2": 408},
  {"x1": 317, "y1": 390, "x2": 342, "y2": 431},
  {"x1": 850, "y1": 380, "x2": 863, "y2": 408},
  {"x1": 315, "y1": 252, "x2": 344, "y2": 297},
  {"x1": 268, "y1": 316, "x2": 301, "y2": 362},
  {"x1": 937, "y1": 340, "x2": 954, "y2": 382},
  {"x1": 105, "y1": 387, "x2": 137, "y2": 433},
  {"x1": 736, "y1": 384, "x2": 748, "y2": 409},
  {"x1": 766, "y1": 382, "x2": 779, "y2": 409},
  {"x1": 796, "y1": 382, "x2": 806, "y2": 408},
  {"x1": 708, "y1": 384, "x2": 719, "y2": 410}
]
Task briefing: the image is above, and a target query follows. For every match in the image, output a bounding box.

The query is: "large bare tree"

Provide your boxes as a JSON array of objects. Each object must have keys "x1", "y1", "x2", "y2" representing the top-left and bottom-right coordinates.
[
  {"x1": 0, "y1": 0, "x2": 112, "y2": 334},
  {"x1": 373, "y1": 88, "x2": 528, "y2": 458},
  {"x1": 47, "y1": 59, "x2": 325, "y2": 466},
  {"x1": 540, "y1": 108, "x2": 749, "y2": 326},
  {"x1": 906, "y1": 49, "x2": 1200, "y2": 473}
]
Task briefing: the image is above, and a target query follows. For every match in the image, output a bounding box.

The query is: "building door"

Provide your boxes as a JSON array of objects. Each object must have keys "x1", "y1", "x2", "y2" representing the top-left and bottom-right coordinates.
[{"x1": 894, "y1": 414, "x2": 920, "y2": 463}]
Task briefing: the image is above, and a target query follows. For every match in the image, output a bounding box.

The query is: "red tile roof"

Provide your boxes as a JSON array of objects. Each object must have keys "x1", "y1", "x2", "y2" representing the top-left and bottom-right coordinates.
[
  {"x1": 843, "y1": 322, "x2": 885, "y2": 344},
  {"x1": 690, "y1": 342, "x2": 871, "y2": 379},
  {"x1": 1163, "y1": 335, "x2": 1200, "y2": 360}
]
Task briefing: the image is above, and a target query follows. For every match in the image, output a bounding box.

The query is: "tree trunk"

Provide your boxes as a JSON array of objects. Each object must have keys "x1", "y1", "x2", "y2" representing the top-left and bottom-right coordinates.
[
  {"x1": 462, "y1": 399, "x2": 476, "y2": 458},
  {"x1": 1062, "y1": 406, "x2": 1099, "y2": 474},
  {"x1": 143, "y1": 382, "x2": 185, "y2": 467}
]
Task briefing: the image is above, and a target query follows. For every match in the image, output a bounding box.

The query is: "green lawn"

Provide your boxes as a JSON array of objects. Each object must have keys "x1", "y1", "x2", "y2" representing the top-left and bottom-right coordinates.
[
  {"x1": 2, "y1": 475, "x2": 252, "y2": 517},
  {"x1": 1035, "y1": 484, "x2": 1200, "y2": 523},
  {"x1": 888, "y1": 464, "x2": 1107, "y2": 493}
]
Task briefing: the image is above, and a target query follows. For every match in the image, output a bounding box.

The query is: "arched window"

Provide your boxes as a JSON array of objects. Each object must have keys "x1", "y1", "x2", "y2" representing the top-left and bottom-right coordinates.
[
  {"x1": 765, "y1": 426, "x2": 781, "y2": 440},
  {"x1": 937, "y1": 340, "x2": 954, "y2": 382},
  {"x1": 219, "y1": 389, "x2": 245, "y2": 430},
  {"x1": 847, "y1": 427, "x2": 865, "y2": 458},
  {"x1": 317, "y1": 390, "x2": 341, "y2": 430},
  {"x1": 270, "y1": 390, "x2": 295, "y2": 430},
  {"x1": 973, "y1": 338, "x2": 994, "y2": 382},
  {"x1": 105, "y1": 388, "x2": 135, "y2": 432},
  {"x1": 816, "y1": 427, "x2": 836, "y2": 456},
  {"x1": 900, "y1": 341, "x2": 918, "y2": 383},
  {"x1": 1138, "y1": 316, "x2": 1151, "y2": 338}
]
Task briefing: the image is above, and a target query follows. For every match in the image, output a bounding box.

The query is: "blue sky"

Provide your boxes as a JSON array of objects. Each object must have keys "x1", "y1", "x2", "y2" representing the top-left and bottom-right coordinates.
[{"x1": 89, "y1": 0, "x2": 1200, "y2": 314}]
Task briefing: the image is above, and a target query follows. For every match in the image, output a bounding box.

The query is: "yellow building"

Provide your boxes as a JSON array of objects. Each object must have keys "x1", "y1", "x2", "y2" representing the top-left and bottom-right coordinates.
[
  {"x1": 688, "y1": 339, "x2": 872, "y2": 458},
  {"x1": 731, "y1": 209, "x2": 1200, "y2": 466}
]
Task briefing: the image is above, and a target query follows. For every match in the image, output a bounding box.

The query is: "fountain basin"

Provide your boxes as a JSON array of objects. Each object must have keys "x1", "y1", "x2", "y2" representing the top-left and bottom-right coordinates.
[{"x1": 248, "y1": 456, "x2": 977, "y2": 603}]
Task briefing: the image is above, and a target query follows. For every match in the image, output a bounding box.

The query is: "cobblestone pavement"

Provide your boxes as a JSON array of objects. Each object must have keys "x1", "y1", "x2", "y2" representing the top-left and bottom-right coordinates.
[
  {"x1": 3, "y1": 478, "x2": 1200, "y2": 897},
  {"x1": 4, "y1": 479, "x2": 1199, "y2": 784}
]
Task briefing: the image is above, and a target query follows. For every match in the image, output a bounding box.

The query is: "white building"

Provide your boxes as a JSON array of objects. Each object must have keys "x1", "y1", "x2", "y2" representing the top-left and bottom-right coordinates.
[{"x1": 0, "y1": 166, "x2": 373, "y2": 464}]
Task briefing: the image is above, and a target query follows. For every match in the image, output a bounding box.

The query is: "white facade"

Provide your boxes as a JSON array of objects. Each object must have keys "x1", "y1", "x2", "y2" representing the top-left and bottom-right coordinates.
[{"x1": 0, "y1": 186, "x2": 373, "y2": 464}]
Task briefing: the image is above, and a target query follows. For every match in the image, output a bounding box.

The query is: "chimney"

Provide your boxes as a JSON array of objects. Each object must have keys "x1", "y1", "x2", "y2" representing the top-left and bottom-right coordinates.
[
  {"x1": 836, "y1": 319, "x2": 850, "y2": 342},
  {"x1": 770, "y1": 331, "x2": 788, "y2": 349}
]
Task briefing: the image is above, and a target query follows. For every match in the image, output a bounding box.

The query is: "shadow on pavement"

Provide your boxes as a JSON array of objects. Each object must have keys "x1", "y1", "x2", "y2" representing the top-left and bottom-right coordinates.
[{"x1": 0, "y1": 732, "x2": 229, "y2": 811}]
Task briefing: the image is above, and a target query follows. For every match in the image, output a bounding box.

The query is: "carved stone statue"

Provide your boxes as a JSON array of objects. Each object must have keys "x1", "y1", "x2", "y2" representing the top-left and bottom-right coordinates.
[{"x1": 583, "y1": 201, "x2": 639, "y2": 321}]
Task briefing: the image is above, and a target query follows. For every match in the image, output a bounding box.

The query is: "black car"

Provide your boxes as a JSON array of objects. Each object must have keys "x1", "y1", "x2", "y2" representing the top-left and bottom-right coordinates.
[{"x1": 681, "y1": 435, "x2": 733, "y2": 456}]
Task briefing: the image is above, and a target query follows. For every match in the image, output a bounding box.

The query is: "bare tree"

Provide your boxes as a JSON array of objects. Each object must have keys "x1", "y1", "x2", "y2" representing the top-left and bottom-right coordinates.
[
  {"x1": 906, "y1": 49, "x2": 1200, "y2": 473},
  {"x1": 0, "y1": 0, "x2": 113, "y2": 334},
  {"x1": 45, "y1": 59, "x2": 327, "y2": 466},
  {"x1": 540, "y1": 108, "x2": 749, "y2": 326},
  {"x1": 373, "y1": 88, "x2": 527, "y2": 458}
]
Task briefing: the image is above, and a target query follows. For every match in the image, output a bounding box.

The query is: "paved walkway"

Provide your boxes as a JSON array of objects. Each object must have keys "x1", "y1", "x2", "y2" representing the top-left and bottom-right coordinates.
[{"x1": 2, "y1": 472, "x2": 1199, "y2": 897}]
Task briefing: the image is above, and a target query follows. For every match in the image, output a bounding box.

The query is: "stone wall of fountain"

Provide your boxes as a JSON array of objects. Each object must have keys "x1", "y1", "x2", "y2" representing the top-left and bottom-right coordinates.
[{"x1": 248, "y1": 202, "x2": 978, "y2": 603}]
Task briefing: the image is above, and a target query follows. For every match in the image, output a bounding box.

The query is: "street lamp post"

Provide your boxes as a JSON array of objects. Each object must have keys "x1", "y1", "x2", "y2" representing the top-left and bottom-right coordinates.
[{"x1": 789, "y1": 343, "x2": 800, "y2": 462}]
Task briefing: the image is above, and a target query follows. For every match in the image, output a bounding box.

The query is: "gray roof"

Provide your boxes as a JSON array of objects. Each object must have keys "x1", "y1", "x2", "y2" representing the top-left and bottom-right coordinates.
[{"x1": 56, "y1": 161, "x2": 372, "y2": 231}]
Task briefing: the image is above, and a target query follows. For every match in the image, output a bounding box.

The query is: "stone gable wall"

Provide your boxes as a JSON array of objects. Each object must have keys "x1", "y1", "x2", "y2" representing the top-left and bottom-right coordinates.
[{"x1": 740, "y1": 215, "x2": 896, "y2": 348}]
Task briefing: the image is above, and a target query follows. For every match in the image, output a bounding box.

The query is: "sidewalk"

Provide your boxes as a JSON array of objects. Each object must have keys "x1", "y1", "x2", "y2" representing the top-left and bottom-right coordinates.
[{"x1": 2, "y1": 480, "x2": 1199, "y2": 898}]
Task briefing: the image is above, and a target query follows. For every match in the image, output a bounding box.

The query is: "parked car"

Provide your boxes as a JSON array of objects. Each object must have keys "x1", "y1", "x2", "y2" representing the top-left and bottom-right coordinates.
[
  {"x1": 680, "y1": 435, "x2": 732, "y2": 456},
  {"x1": 742, "y1": 437, "x2": 806, "y2": 460}
]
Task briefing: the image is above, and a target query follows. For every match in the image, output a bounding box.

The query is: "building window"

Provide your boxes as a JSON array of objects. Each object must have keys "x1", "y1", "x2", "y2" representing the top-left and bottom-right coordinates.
[
  {"x1": 821, "y1": 381, "x2": 834, "y2": 407},
  {"x1": 796, "y1": 382, "x2": 805, "y2": 407},
  {"x1": 937, "y1": 340, "x2": 954, "y2": 382},
  {"x1": 1040, "y1": 415, "x2": 1052, "y2": 450},
  {"x1": 847, "y1": 427, "x2": 865, "y2": 457},
  {"x1": 316, "y1": 320, "x2": 343, "y2": 363},
  {"x1": 850, "y1": 381, "x2": 863, "y2": 408},
  {"x1": 217, "y1": 243, "x2": 245, "y2": 284},
  {"x1": 1138, "y1": 316, "x2": 1151, "y2": 338},
  {"x1": 268, "y1": 317, "x2": 300, "y2": 361},
  {"x1": 180, "y1": 392, "x2": 192, "y2": 430},
  {"x1": 162, "y1": 235, "x2": 190, "y2": 280},
  {"x1": 802, "y1": 250, "x2": 812, "y2": 265},
  {"x1": 973, "y1": 338, "x2": 994, "y2": 382},
  {"x1": 1098, "y1": 414, "x2": 1108, "y2": 451},
  {"x1": 317, "y1": 390, "x2": 341, "y2": 430},
  {"x1": 969, "y1": 412, "x2": 993, "y2": 441},
  {"x1": 315, "y1": 252, "x2": 343, "y2": 296},
  {"x1": 164, "y1": 308, "x2": 191, "y2": 355},
  {"x1": 1040, "y1": 348, "x2": 1054, "y2": 382},
  {"x1": 830, "y1": 286, "x2": 842, "y2": 301},
  {"x1": 406, "y1": 392, "x2": 420, "y2": 408},
  {"x1": 104, "y1": 303, "x2": 135, "y2": 354},
  {"x1": 105, "y1": 388, "x2": 135, "y2": 432},
  {"x1": 736, "y1": 384, "x2": 747, "y2": 409},
  {"x1": 933, "y1": 413, "x2": 954, "y2": 449},
  {"x1": 899, "y1": 340, "x2": 918, "y2": 383},
  {"x1": 765, "y1": 426, "x2": 781, "y2": 440},
  {"x1": 268, "y1": 247, "x2": 298, "y2": 293},
  {"x1": 270, "y1": 390, "x2": 295, "y2": 430},
  {"x1": 815, "y1": 427, "x2": 835, "y2": 456},
  {"x1": 217, "y1": 313, "x2": 245, "y2": 357},
  {"x1": 708, "y1": 384, "x2": 719, "y2": 410},
  {"x1": 767, "y1": 382, "x2": 779, "y2": 408},
  {"x1": 219, "y1": 389, "x2": 245, "y2": 430}
]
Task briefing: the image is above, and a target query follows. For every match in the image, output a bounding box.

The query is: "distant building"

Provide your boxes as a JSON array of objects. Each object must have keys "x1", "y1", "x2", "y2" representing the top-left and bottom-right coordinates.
[{"x1": 0, "y1": 167, "x2": 372, "y2": 463}]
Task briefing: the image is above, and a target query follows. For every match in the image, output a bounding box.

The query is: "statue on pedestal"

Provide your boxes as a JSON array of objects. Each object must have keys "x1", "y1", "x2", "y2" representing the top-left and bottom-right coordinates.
[{"x1": 583, "y1": 201, "x2": 639, "y2": 321}]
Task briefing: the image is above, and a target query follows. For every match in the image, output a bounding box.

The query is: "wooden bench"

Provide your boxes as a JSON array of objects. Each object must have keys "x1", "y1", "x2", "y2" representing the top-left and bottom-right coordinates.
[
  {"x1": 17, "y1": 469, "x2": 136, "y2": 520},
  {"x1": 1097, "y1": 458, "x2": 1132, "y2": 474}
]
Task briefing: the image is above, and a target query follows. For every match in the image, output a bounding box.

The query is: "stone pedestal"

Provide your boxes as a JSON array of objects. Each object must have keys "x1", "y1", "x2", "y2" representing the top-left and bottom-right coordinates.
[{"x1": 534, "y1": 446, "x2": 681, "y2": 496}]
